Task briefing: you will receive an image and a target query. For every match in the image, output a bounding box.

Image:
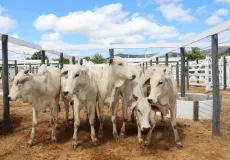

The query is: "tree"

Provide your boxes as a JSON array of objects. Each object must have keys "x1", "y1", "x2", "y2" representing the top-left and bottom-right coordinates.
[
  {"x1": 90, "y1": 53, "x2": 104, "y2": 64},
  {"x1": 83, "y1": 56, "x2": 91, "y2": 61},
  {"x1": 55, "y1": 58, "x2": 70, "y2": 64},
  {"x1": 186, "y1": 47, "x2": 206, "y2": 61}
]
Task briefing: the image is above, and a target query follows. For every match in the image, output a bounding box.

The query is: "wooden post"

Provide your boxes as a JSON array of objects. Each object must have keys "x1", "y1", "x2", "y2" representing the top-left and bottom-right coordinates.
[
  {"x1": 47, "y1": 57, "x2": 49, "y2": 66},
  {"x1": 1, "y1": 34, "x2": 11, "y2": 134},
  {"x1": 80, "y1": 59, "x2": 83, "y2": 65},
  {"x1": 211, "y1": 34, "x2": 220, "y2": 136},
  {"x1": 165, "y1": 54, "x2": 168, "y2": 66},
  {"x1": 60, "y1": 53, "x2": 63, "y2": 69},
  {"x1": 72, "y1": 56, "x2": 75, "y2": 64},
  {"x1": 193, "y1": 101, "x2": 199, "y2": 121},
  {"x1": 156, "y1": 57, "x2": 159, "y2": 65},
  {"x1": 14, "y1": 60, "x2": 17, "y2": 76},
  {"x1": 29, "y1": 64, "x2": 31, "y2": 73},
  {"x1": 223, "y1": 56, "x2": 227, "y2": 90},
  {"x1": 145, "y1": 62, "x2": 148, "y2": 69},
  {"x1": 109, "y1": 49, "x2": 114, "y2": 58},
  {"x1": 150, "y1": 59, "x2": 152, "y2": 66},
  {"x1": 186, "y1": 58, "x2": 189, "y2": 90},
  {"x1": 180, "y1": 47, "x2": 185, "y2": 97},
  {"x1": 41, "y1": 50, "x2": 45, "y2": 64},
  {"x1": 176, "y1": 62, "x2": 179, "y2": 87}
]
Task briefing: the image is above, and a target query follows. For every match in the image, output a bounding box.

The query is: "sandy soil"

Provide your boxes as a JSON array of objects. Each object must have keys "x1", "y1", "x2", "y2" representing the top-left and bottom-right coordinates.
[{"x1": 0, "y1": 86, "x2": 230, "y2": 160}]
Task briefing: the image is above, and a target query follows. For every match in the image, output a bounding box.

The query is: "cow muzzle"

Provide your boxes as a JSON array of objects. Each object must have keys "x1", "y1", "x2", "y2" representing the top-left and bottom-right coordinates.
[{"x1": 141, "y1": 127, "x2": 150, "y2": 135}]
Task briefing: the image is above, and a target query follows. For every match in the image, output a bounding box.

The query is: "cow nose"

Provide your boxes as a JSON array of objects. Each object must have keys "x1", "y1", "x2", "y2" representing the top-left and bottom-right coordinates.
[
  {"x1": 63, "y1": 91, "x2": 69, "y2": 96},
  {"x1": 8, "y1": 96, "x2": 11, "y2": 101},
  {"x1": 141, "y1": 127, "x2": 150, "y2": 135},
  {"x1": 132, "y1": 75, "x2": 136, "y2": 80},
  {"x1": 147, "y1": 98, "x2": 152, "y2": 103}
]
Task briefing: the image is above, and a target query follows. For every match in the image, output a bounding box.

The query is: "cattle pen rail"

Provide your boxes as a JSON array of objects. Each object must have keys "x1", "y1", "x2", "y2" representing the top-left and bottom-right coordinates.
[{"x1": 1, "y1": 20, "x2": 230, "y2": 137}]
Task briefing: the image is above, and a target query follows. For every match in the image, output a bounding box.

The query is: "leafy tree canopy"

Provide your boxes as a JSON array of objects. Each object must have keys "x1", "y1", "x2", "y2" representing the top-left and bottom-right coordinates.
[{"x1": 186, "y1": 47, "x2": 206, "y2": 61}]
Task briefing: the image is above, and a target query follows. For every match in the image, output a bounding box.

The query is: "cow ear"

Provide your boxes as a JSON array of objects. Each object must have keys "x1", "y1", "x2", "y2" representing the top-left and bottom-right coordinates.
[
  {"x1": 61, "y1": 70, "x2": 68, "y2": 77},
  {"x1": 143, "y1": 78, "x2": 150, "y2": 87},
  {"x1": 24, "y1": 70, "x2": 29, "y2": 74},
  {"x1": 132, "y1": 94, "x2": 138, "y2": 101},
  {"x1": 109, "y1": 58, "x2": 113, "y2": 66},
  {"x1": 18, "y1": 76, "x2": 29, "y2": 85}
]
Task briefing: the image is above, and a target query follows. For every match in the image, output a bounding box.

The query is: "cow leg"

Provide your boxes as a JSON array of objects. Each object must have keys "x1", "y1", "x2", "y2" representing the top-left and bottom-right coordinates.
[
  {"x1": 51, "y1": 100, "x2": 58, "y2": 144},
  {"x1": 143, "y1": 111, "x2": 156, "y2": 148},
  {"x1": 111, "y1": 98, "x2": 119, "y2": 142},
  {"x1": 87, "y1": 101, "x2": 100, "y2": 145},
  {"x1": 120, "y1": 96, "x2": 127, "y2": 139},
  {"x1": 137, "y1": 122, "x2": 144, "y2": 148},
  {"x1": 72, "y1": 98, "x2": 81, "y2": 149},
  {"x1": 27, "y1": 107, "x2": 38, "y2": 148},
  {"x1": 98, "y1": 98, "x2": 104, "y2": 142},
  {"x1": 170, "y1": 106, "x2": 183, "y2": 149},
  {"x1": 63, "y1": 99, "x2": 70, "y2": 131}
]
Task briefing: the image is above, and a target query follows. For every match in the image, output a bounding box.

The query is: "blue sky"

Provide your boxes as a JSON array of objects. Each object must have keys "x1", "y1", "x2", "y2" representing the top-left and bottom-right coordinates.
[{"x1": 0, "y1": 0, "x2": 230, "y2": 59}]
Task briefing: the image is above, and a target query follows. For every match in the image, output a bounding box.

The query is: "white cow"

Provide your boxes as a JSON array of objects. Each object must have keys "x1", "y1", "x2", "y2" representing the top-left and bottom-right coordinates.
[
  {"x1": 8, "y1": 65, "x2": 60, "y2": 147},
  {"x1": 144, "y1": 65, "x2": 183, "y2": 149},
  {"x1": 110, "y1": 65, "x2": 147, "y2": 141},
  {"x1": 131, "y1": 95, "x2": 156, "y2": 148},
  {"x1": 61, "y1": 65, "x2": 101, "y2": 149},
  {"x1": 96, "y1": 57, "x2": 136, "y2": 142}
]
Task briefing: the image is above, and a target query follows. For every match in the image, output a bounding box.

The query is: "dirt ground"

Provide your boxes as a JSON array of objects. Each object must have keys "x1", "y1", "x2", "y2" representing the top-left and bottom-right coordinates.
[{"x1": 0, "y1": 86, "x2": 230, "y2": 160}]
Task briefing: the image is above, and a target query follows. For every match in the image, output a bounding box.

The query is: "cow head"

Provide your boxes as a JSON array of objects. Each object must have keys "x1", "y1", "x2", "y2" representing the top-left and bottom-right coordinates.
[
  {"x1": 8, "y1": 70, "x2": 31, "y2": 101},
  {"x1": 109, "y1": 56, "x2": 136, "y2": 87},
  {"x1": 131, "y1": 95, "x2": 155, "y2": 135},
  {"x1": 144, "y1": 65, "x2": 174, "y2": 105},
  {"x1": 61, "y1": 65, "x2": 88, "y2": 97}
]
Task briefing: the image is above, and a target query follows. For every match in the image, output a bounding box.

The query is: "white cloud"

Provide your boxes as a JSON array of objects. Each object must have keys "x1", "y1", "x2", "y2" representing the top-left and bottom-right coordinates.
[
  {"x1": 0, "y1": 5, "x2": 6, "y2": 14},
  {"x1": 156, "y1": 0, "x2": 179, "y2": 3},
  {"x1": 216, "y1": 0, "x2": 230, "y2": 4},
  {"x1": 137, "y1": 0, "x2": 154, "y2": 8},
  {"x1": 33, "y1": 3, "x2": 179, "y2": 44},
  {"x1": 178, "y1": 32, "x2": 196, "y2": 41},
  {"x1": 33, "y1": 14, "x2": 58, "y2": 31},
  {"x1": 196, "y1": 5, "x2": 207, "y2": 14},
  {"x1": 215, "y1": 8, "x2": 228, "y2": 16},
  {"x1": 205, "y1": 15, "x2": 222, "y2": 25},
  {"x1": 0, "y1": 16, "x2": 17, "y2": 32},
  {"x1": 156, "y1": 3, "x2": 195, "y2": 22},
  {"x1": 11, "y1": 34, "x2": 19, "y2": 38}
]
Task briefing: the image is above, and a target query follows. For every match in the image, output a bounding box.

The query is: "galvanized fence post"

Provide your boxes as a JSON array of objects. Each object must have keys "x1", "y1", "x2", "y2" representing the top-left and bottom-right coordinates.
[
  {"x1": 180, "y1": 47, "x2": 185, "y2": 97},
  {"x1": 165, "y1": 54, "x2": 168, "y2": 66},
  {"x1": 176, "y1": 62, "x2": 179, "y2": 87},
  {"x1": 223, "y1": 56, "x2": 227, "y2": 90},
  {"x1": 14, "y1": 60, "x2": 18, "y2": 76},
  {"x1": 60, "y1": 53, "x2": 63, "y2": 69},
  {"x1": 72, "y1": 56, "x2": 75, "y2": 64},
  {"x1": 41, "y1": 50, "x2": 45, "y2": 64}
]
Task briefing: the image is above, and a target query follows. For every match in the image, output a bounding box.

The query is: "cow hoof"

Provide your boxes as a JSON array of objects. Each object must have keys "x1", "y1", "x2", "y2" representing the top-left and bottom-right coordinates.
[
  {"x1": 120, "y1": 133, "x2": 126, "y2": 139},
  {"x1": 140, "y1": 142, "x2": 150, "y2": 149},
  {"x1": 71, "y1": 141, "x2": 81, "y2": 149},
  {"x1": 176, "y1": 141, "x2": 183, "y2": 149},
  {"x1": 98, "y1": 130, "x2": 104, "y2": 143},
  {"x1": 27, "y1": 143, "x2": 32, "y2": 148},
  {"x1": 113, "y1": 133, "x2": 120, "y2": 142},
  {"x1": 51, "y1": 137, "x2": 57, "y2": 144},
  {"x1": 92, "y1": 139, "x2": 100, "y2": 146}
]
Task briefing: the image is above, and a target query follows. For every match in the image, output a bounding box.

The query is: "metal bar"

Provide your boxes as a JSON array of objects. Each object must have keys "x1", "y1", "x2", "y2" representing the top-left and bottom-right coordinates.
[
  {"x1": 196, "y1": 59, "x2": 199, "y2": 83},
  {"x1": 142, "y1": 63, "x2": 144, "y2": 72},
  {"x1": 109, "y1": 49, "x2": 114, "y2": 58},
  {"x1": 186, "y1": 58, "x2": 189, "y2": 90},
  {"x1": 165, "y1": 54, "x2": 168, "y2": 66},
  {"x1": 41, "y1": 50, "x2": 45, "y2": 64},
  {"x1": 180, "y1": 47, "x2": 185, "y2": 97},
  {"x1": 150, "y1": 59, "x2": 152, "y2": 66},
  {"x1": 145, "y1": 62, "x2": 148, "y2": 69},
  {"x1": 14, "y1": 60, "x2": 17, "y2": 75},
  {"x1": 60, "y1": 52, "x2": 64, "y2": 69},
  {"x1": 176, "y1": 62, "x2": 179, "y2": 87},
  {"x1": 1, "y1": 34, "x2": 11, "y2": 134},
  {"x1": 47, "y1": 57, "x2": 50, "y2": 66},
  {"x1": 72, "y1": 56, "x2": 75, "y2": 64},
  {"x1": 223, "y1": 56, "x2": 227, "y2": 90},
  {"x1": 156, "y1": 57, "x2": 159, "y2": 65},
  {"x1": 211, "y1": 34, "x2": 220, "y2": 136}
]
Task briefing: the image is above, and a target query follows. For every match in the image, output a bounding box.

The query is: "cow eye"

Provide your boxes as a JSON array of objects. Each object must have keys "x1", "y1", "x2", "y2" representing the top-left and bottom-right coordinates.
[
  {"x1": 75, "y1": 74, "x2": 79, "y2": 78},
  {"x1": 118, "y1": 63, "x2": 123, "y2": 66},
  {"x1": 137, "y1": 109, "x2": 141, "y2": 113},
  {"x1": 158, "y1": 81, "x2": 163, "y2": 85},
  {"x1": 16, "y1": 81, "x2": 19, "y2": 85}
]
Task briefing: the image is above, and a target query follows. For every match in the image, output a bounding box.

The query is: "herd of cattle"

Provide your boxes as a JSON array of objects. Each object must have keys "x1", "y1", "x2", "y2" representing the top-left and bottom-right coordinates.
[{"x1": 8, "y1": 56, "x2": 183, "y2": 149}]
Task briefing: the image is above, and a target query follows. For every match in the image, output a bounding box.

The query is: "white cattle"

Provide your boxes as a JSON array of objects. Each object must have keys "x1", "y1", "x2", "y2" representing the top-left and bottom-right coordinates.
[
  {"x1": 61, "y1": 65, "x2": 100, "y2": 149},
  {"x1": 111, "y1": 65, "x2": 146, "y2": 141},
  {"x1": 144, "y1": 65, "x2": 183, "y2": 149},
  {"x1": 96, "y1": 57, "x2": 136, "y2": 142},
  {"x1": 8, "y1": 65, "x2": 60, "y2": 147},
  {"x1": 131, "y1": 95, "x2": 156, "y2": 148}
]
